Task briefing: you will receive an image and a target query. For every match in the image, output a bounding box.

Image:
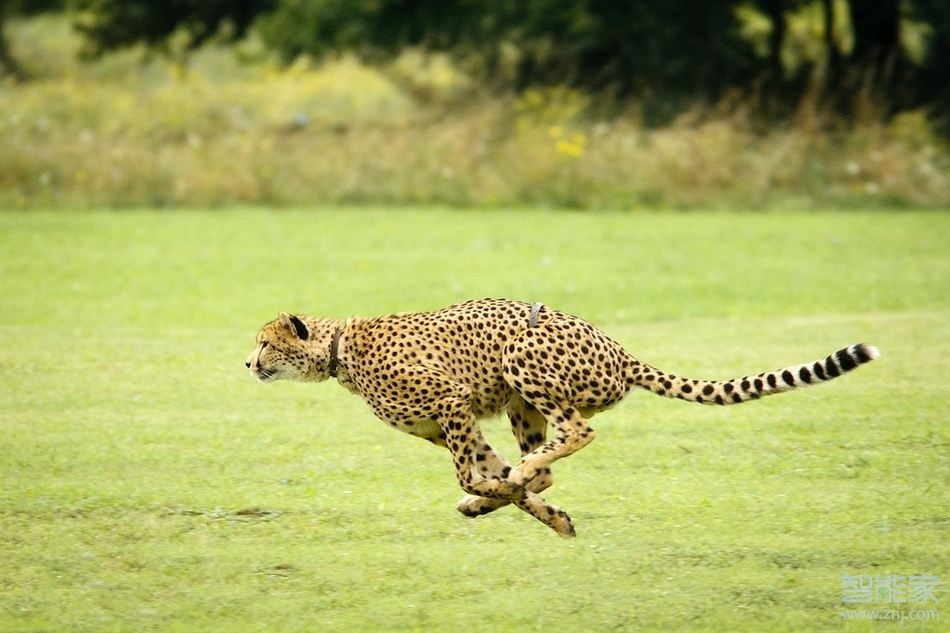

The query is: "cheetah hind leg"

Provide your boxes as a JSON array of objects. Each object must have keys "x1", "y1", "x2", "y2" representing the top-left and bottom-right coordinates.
[
  {"x1": 508, "y1": 398, "x2": 597, "y2": 491},
  {"x1": 457, "y1": 400, "x2": 553, "y2": 517},
  {"x1": 455, "y1": 434, "x2": 574, "y2": 537}
]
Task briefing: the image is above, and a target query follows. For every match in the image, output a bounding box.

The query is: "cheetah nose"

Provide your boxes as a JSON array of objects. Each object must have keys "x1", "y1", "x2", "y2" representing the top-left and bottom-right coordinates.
[{"x1": 245, "y1": 360, "x2": 252, "y2": 368}]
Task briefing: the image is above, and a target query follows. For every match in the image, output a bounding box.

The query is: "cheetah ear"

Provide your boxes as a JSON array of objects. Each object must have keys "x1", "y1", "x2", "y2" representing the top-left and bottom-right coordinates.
[{"x1": 278, "y1": 312, "x2": 309, "y2": 341}]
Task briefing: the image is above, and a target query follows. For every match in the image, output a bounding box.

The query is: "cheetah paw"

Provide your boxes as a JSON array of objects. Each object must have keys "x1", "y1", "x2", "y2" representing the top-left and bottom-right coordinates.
[
  {"x1": 507, "y1": 464, "x2": 539, "y2": 489},
  {"x1": 548, "y1": 506, "x2": 576, "y2": 538},
  {"x1": 456, "y1": 494, "x2": 508, "y2": 517}
]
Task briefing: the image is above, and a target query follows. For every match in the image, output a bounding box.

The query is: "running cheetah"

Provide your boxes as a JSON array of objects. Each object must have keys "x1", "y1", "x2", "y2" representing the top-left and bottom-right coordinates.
[{"x1": 245, "y1": 298, "x2": 879, "y2": 537}]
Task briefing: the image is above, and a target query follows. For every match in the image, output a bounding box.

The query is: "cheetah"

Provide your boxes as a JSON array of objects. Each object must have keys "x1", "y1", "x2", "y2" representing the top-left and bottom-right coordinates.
[{"x1": 245, "y1": 298, "x2": 879, "y2": 537}]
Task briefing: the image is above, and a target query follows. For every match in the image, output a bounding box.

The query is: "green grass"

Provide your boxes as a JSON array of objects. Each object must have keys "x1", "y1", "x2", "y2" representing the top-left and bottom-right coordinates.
[{"x1": 1, "y1": 208, "x2": 947, "y2": 632}]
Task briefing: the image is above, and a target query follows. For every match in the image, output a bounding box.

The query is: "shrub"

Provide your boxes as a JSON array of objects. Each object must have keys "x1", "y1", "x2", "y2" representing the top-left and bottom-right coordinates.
[{"x1": 1, "y1": 15, "x2": 947, "y2": 209}]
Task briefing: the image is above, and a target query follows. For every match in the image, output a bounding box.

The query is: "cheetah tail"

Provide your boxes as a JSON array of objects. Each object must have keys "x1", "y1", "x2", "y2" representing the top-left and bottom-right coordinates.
[{"x1": 630, "y1": 344, "x2": 880, "y2": 405}]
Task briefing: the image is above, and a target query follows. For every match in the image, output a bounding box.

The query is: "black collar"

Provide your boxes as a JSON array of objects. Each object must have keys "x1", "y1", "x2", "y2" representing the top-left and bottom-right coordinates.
[{"x1": 328, "y1": 327, "x2": 342, "y2": 378}]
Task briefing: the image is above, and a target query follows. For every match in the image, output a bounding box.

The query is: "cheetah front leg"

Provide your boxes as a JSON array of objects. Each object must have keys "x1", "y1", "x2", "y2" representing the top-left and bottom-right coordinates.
[
  {"x1": 437, "y1": 397, "x2": 525, "y2": 502},
  {"x1": 432, "y1": 384, "x2": 574, "y2": 536},
  {"x1": 456, "y1": 398, "x2": 553, "y2": 517},
  {"x1": 451, "y1": 434, "x2": 575, "y2": 537},
  {"x1": 455, "y1": 442, "x2": 514, "y2": 516}
]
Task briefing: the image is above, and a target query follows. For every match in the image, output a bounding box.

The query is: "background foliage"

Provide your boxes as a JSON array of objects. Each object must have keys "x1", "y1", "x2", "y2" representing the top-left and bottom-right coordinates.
[
  {"x1": 0, "y1": 2, "x2": 948, "y2": 208},
  {"x1": 0, "y1": 12, "x2": 948, "y2": 210},
  {"x1": 57, "y1": 0, "x2": 950, "y2": 124}
]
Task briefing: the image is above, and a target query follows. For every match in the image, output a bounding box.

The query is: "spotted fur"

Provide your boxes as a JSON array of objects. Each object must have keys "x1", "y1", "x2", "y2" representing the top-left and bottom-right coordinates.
[{"x1": 246, "y1": 299, "x2": 879, "y2": 537}]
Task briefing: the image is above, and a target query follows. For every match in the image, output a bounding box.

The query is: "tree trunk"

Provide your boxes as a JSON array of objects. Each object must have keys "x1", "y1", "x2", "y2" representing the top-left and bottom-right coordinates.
[
  {"x1": 847, "y1": 0, "x2": 900, "y2": 92},
  {"x1": 820, "y1": 0, "x2": 842, "y2": 81},
  {"x1": 761, "y1": 0, "x2": 786, "y2": 81},
  {"x1": 0, "y1": 2, "x2": 27, "y2": 81}
]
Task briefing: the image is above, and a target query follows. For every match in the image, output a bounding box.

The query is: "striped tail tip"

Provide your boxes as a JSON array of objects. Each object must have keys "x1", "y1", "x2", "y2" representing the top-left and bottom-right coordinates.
[
  {"x1": 756, "y1": 342, "x2": 880, "y2": 399},
  {"x1": 635, "y1": 342, "x2": 880, "y2": 405},
  {"x1": 837, "y1": 343, "x2": 880, "y2": 369},
  {"x1": 770, "y1": 343, "x2": 879, "y2": 390}
]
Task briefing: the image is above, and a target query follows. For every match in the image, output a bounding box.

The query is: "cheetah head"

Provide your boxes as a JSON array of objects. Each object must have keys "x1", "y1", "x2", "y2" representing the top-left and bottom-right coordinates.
[{"x1": 246, "y1": 312, "x2": 331, "y2": 383}]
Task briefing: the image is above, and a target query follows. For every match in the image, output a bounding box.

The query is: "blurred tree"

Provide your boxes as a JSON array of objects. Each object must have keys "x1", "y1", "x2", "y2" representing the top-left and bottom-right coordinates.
[
  {"x1": 66, "y1": 0, "x2": 949, "y2": 124},
  {"x1": 256, "y1": 0, "x2": 758, "y2": 101},
  {"x1": 0, "y1": 2, "x2": 24, "y2": 79},
  {"x1": 909, "y1": 0, "x2": 950, "y2": 128},
  {"x1": 819, "y1": 0, "x2": 844, "y2": 83},
  {"x1": 755, "y1": 0, "x2": 789, "y2": 82},
  {"x1": 845, "y1": 0, "x2": 901, "y2": 108},
  {"x1": 72, "y1": 0, "x2": 275, "y2": 58},
  {"x1": 0, "y1": 0, "x2": 66, "y2": 79},
  {"x1": 848, "y1": 0, "x2": 900, "y2": 81}
]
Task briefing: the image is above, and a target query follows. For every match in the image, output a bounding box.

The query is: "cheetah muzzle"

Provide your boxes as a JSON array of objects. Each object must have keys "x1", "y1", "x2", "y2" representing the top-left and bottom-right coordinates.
[{"x1": 245, "y1": 299, "x2": 879, "y2": 537}]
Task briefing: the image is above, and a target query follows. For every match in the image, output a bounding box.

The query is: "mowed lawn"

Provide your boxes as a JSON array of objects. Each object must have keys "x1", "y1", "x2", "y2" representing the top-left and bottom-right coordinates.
[{"x1": 0, "y1": 209, "x2": 946, "y2": 632}]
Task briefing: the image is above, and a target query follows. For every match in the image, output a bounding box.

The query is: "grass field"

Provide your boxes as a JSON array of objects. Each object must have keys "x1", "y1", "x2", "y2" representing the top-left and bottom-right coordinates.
[{"x1": 1, "y1": 208, "x2": 947, "y2": 632}]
